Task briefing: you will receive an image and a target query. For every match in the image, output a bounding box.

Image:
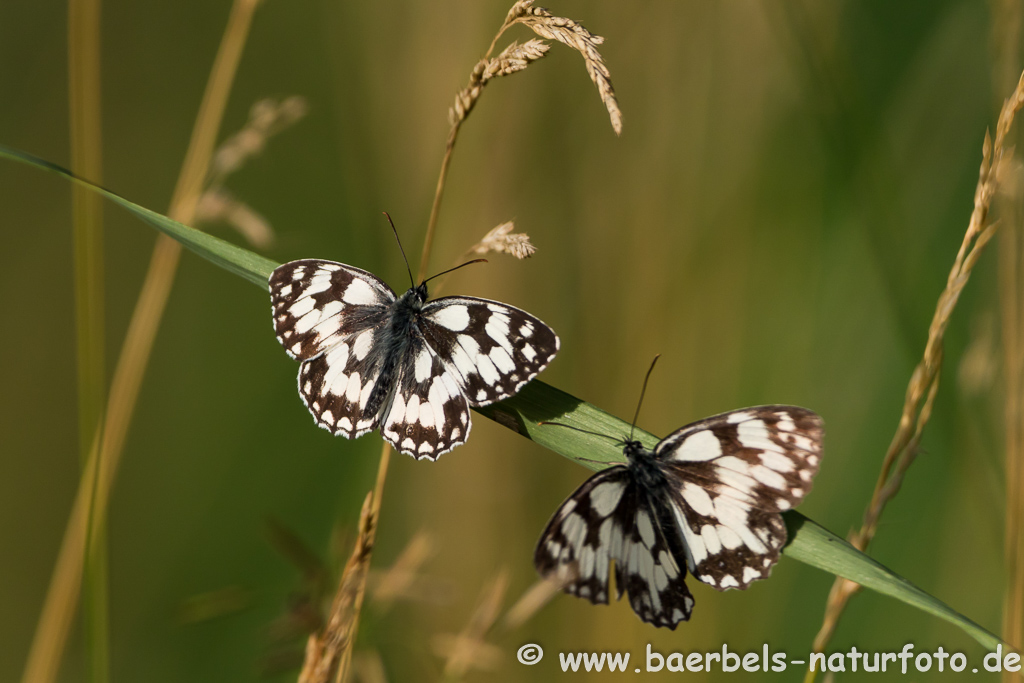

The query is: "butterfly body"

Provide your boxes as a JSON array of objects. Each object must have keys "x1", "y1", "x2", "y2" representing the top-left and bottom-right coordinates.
[
  {"x1": 362, "y1": 283, "x2": 427, "y2": 418},
  {"x1": 270, "y1": 259, "x2": 559, "y2": 459},
  {"x1": 535, "y1": 406, "x2": 823, "y2": 629}
]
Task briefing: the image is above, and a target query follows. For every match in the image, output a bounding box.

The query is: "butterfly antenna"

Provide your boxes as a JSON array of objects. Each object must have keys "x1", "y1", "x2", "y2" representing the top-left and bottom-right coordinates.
[
  {"x1": 421, "y1": 258, "x2": 488, "y2": 285},
  {"x1": 538, "y1": 421, "x2": 621, "y2": 444},
  {"x1": 383, "y1": 211, "x2": 415, "y2": 289},
  {"x1": 629, "y1": 354, "x2": 661, "y2": 442}
]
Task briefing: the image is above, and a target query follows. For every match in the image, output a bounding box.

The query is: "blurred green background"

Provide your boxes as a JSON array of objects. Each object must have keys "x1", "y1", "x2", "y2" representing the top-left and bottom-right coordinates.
[{"x1": 0, "y1": 0, "x2": 1017, "y2": 680}]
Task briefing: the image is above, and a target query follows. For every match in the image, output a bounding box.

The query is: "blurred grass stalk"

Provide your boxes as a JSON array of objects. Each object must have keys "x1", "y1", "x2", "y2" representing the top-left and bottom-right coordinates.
[
  {"x1": 67, "y1": 0, "x2": 109, "y2": 681},
  {"x1": 996, "y1": 4, "x2": 1024, "y2": 675},
  {"x1": 19, "y1": 2, "x2": 260, "y2": 682},
  {"x1": 999, "y1": 160, "x2": 1024, "y2": 679},
  {"x1": 806, "y1": 68, "x2": 1024, "y2": 682}
]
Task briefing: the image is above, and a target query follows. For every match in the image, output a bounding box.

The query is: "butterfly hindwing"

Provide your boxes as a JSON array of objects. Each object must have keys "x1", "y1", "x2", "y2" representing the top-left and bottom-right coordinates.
[
  {"x1": 420, "y1": 297, "x2": 559, "y2": 406},
  {"x1": 534, "y1": 466, "x2": 694, "y2": 629},
  {"x1": 380, "y1": 335, "x2": 471, "y2": 459},
  {"x1": 655, "y1": 406, "x2": 823, "y2": 590},
  {"x1": 296, "y1": 324, "x2": 388, "y2": 439},
  {"x1": 271, "y1": 259, "x2": 394, "y2": 361}
]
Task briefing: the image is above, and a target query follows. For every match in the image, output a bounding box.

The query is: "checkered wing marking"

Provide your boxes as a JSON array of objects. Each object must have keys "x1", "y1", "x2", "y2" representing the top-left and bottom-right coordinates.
[
  {"x1": 419, "y1": 297, "x2": 559, "y2": 407},
  {"x1": 294, "y1": 322, "x2": 390, "y2": 439},
  {"x1": 534, "y1": 468, "x2": 694, "y2": 629},
  {"x1": 270, "y1": 259, "x2": 394, "y2": 361},
  {"x1": 379, "y1": 335, "x2": 471, "y2": 460},
  {"x1": 654, "y1": 406, "x2": 824, "y2": 591}
]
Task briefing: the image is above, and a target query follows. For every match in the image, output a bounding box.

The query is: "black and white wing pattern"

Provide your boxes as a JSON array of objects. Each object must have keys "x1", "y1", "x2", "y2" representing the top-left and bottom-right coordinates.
[
  {"x1": 533, "y1": 405, "x2": 822, "y2": 628},
  {"x1": 534, "y1": 467, "x2": 695, "y2": 629},
  {"x1": 419, "y1": 297, "x2": 560, "y2": 406},
  {"x1": 655, "y1": 406, "x2": 822, "y2": 590},
  {"x1": 271, "y1": 260, "x2": 395, "y2": 439},
  {"x1": 379, "y1": 332, "x2": 471, "y2": 458},
  {"x1": 270, "y1": 259, "x2": 560, "y2": 459}
]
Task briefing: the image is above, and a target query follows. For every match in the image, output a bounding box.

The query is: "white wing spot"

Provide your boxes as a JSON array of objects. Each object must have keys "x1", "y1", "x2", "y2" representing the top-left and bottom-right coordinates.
[
  {"x1": 476, "y1": 355, "x2": 500, "y2": 386},
  {"x1": 636, "y1": 510, "x2": 656, "y2": 547},
  {"x1": 761, "y1": 451, "x2": 795, "y2": 472},
  {"x1": 489, "y1": 345, "x2": 516, "y2": 373},
  {"x1": 352, "y1": 329, "x2": 375, "y2": 361},
  {"x1": 345, "y1": 372, "x2": 362, "y2": 403},
  {"x1": 589, "y1": 481, "x2": 625, "y2": 516},
  {"x1": 414, "y1": 348, "x2": 433, "y2": 383},
  {"x1": 674, "y1": 429, "x2": 722, "y2": 461},
  {"x1": 719, "y1": 575, "x2": 740, "y2": 589},
  {"x1": 682, "y1": 482, "x2": 714, "y2": 516},
  {"x1": 432, "y1": 304, "x2": 470, "y2": 331},
  {"x1": 342, "y1": 278, "x2": 379, "y2": 305}
]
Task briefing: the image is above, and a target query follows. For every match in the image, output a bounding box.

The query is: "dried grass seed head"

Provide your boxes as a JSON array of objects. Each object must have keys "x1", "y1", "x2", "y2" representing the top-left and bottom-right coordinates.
[
  {"x1": 469, "y1": 220, "x2": 536, "y2": 259},
  {"x1": 504, "y1": 0, "x2": 622, "y2": 134}
]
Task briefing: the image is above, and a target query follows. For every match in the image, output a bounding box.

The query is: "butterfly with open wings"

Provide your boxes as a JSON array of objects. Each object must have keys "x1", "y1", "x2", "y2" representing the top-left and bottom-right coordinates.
[
  {"x1": 269, "y1": 220, "x2": 559, "y2": 460},
  {"x1": 534, "y1": 361, "x2": 823, "y2": 628}
]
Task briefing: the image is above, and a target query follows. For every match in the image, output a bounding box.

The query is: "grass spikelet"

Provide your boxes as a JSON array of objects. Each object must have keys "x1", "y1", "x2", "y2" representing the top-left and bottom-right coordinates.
[
  {"x1": 195, "y1": 187, "x2": 274, "y2": 248},
  {"x1": 370, "y1": 531, "x2": 435, "y2": 612},
  {"x1": 196, "y1": 96, "x2": 308, "y2": 248},
  {"x1": 499, "y1": 0, "x2": 622, "y2": 135},
  {"x1": 468, "y1": 221, "x2": 536, "y2": 259},
  {"x1": 449, "y1": 40, "x2": 550, "y2": 127},
  {"x1": 209, "y1": 96, "x2": 308, "y2": 183}
]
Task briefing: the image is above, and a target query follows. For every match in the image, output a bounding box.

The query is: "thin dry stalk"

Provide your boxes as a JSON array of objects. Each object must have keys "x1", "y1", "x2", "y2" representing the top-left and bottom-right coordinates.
[
  {"x1": 500, "y1": 578, "x2": 560, "y2": 631},
  {"x1": 297, "y1": 491, "x2": 378, "y2": 683},
  {"x1": 68, "y1": 0, "x2": 109, "y2": 678},
  {"x1": 998, "y1": 177, "x2": 1024, "y2": 666},
  {"x1": 435, "y1": 571, "x2": 509, "y2": 680},
  {"x1": 19, "y1": 3, "x2": 260, "y2": 683},
  {"x1": 418, "y1": 0, "x2": 620, "y2": 282},
  {"x1": 297, "y1": 441, "x2": 392, "y2": 683},
  {"x1": 806, "y1": 69, "x2": 1024, "y2": 679}
]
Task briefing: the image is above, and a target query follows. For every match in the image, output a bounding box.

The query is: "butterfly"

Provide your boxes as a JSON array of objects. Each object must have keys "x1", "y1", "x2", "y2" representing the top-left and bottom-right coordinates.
[
  {"x1": 533, "y1": 360, "x2": 823, "y2": 629},
  {"x1": 269, "y1": 222, "x2": 559, "y2": 460}
]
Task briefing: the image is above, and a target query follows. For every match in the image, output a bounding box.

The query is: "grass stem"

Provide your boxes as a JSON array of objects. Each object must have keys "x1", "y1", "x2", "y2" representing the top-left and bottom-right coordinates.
[
  {"x1": 67, "y1": 0, "x2": 108, "y2": 680},
  {"x1": 20, "y1": 3, "x2": 259, "y2": 682}
]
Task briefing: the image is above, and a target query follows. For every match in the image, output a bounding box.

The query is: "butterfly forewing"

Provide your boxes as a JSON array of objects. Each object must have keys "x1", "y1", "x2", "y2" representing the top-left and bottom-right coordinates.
[
  {"x1": 270, "y1": 260, "x2": 394, "y2": 361},
  {"x1": 534, "y1": 467, "x2": 695, "y2": 629},
  {"x1": 420, "y1": 297, "x2": 560, "y2": 406},
  {"x1": 655, "y1": 406, "x2": 823, "y2": 590}
]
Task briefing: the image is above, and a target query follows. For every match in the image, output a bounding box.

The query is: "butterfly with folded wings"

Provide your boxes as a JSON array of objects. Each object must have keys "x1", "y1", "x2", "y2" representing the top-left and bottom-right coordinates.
[
  {"x1": 534, "y1": 362, "x2": 823, "y2": 629},
  {"x1": 269, "y1": 223, "x2": 559, "y2": 460}
]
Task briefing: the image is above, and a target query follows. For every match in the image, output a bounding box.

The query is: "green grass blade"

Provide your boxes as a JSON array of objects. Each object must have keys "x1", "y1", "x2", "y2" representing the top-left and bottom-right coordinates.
[
  {"x1": 1, "y1": 143, "x2": 1004, "y2": 651},
  {"x1": 0, "y1": 145, "x2": 276, "y2": 288}
]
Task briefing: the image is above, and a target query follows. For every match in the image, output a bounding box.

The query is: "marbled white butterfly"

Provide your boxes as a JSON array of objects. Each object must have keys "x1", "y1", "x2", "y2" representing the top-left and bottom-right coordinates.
[
  {"x1": 269, "y1": 221, "x2": 559, "y2": 460},
  {"x1": 534, "y1": 360, "x2": 823, "y2": 628}
]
